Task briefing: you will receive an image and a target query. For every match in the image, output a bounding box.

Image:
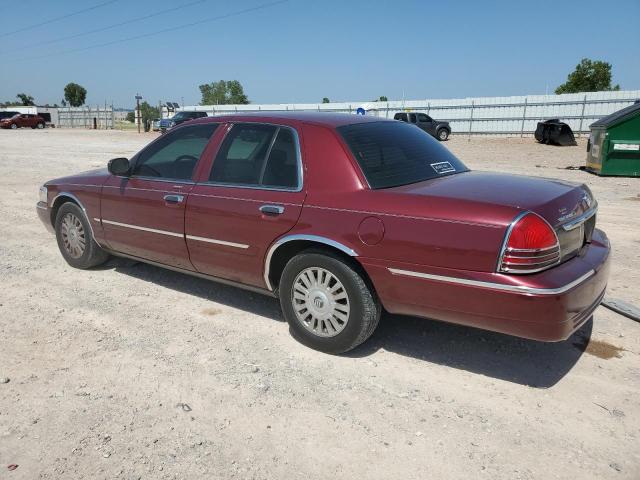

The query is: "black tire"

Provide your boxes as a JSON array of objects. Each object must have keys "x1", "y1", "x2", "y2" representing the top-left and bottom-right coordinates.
[
  {"x1": 279, "y1": 250, "x2": 381, "y2": 354},
  {"x1": 437, "y1": 128, "x2": 449, "y2": 141},
  {"x1": 55, "y1": 202, "x2": 109, "y2": 269},
  {"x1": 36, "y1": 122, "x2": 45, "y2": 129},
  {"x1": 10, "y1": 123, "x2": 17, "y2": 129}
]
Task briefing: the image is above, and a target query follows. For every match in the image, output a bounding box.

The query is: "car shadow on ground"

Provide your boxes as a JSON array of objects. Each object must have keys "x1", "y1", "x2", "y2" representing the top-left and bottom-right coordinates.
[
  {"x1": 106, "y1": 257, "x2": 591, "y2": 389},
  {"x1": 349, "y1": 314, "x2": 592, "y2": 388},
  {"x1": 105, "y1": 257, "x2": 285, "y2": 323}
]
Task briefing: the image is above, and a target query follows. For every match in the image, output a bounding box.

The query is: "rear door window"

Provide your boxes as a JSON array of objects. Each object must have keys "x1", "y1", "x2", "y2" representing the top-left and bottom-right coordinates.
[
  {"x1": 209, "y1": 123, "x2": 300, "y2": 190},
  {"x1": 261, "y1": 128, "x2": 299, "y2": 189}
]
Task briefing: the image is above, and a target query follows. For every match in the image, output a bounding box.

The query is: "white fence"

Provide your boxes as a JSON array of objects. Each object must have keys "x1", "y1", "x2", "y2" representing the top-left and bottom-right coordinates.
[
  {"x1": 178, "y1": 90, "x2": 640, "y2": 136},
  {"x1": 57, "y1": 106, "x2": 114, "y2": 129},
  {"x1": 0, "y1": 105, "x2": 116, "y2": 128}
]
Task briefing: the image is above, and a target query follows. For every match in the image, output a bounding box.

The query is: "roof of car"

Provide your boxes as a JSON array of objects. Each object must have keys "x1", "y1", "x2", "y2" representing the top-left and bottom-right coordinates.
[{"x1": 192, "y1": 111, "x2": 393, "y2": 128}]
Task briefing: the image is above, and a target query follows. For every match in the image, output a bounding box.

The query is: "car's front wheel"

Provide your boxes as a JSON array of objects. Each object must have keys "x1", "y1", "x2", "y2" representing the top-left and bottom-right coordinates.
[
  {"x1": 10, "y1": 123, "x2": 17, "y2": 129},
  {"x1": 55, "y1": 202, "x2": 109, "y2": 269},
  {"x1": 279, "y1": 251, "x2": 381, "y2": 353},
  {"x1": 437, "y1": 128, "x2": 449, "y2": 141}
]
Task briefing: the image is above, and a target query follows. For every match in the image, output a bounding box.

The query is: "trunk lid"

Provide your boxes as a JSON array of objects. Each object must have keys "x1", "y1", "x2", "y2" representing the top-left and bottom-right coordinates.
[
  {"x1": 393, "y1": 171, "x2": 594, "y2": 227},
  {"x1": 392, "y1": 171, "x2": 597, "y2": 263}
]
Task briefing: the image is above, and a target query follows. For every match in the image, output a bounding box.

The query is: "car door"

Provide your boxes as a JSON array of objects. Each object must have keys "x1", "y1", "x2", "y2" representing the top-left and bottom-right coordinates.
[
  {"x1": 99, "y1": 123, "x2": 219, "y2": 269},
  {"x1": 17, "y1": 115, "x2": 29, "y2": 127},
  {"x1": 186, "y1": 122, "x2": 306, "y2": 288},
  {"x1": 417, "y1": 113, "x2": 435, "y2": 135}
]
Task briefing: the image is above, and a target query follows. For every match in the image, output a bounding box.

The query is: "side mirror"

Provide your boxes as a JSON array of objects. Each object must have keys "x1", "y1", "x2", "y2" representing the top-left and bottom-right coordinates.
[{"x1": 108, "y1": 157, "x2": 130, "y2": 176}]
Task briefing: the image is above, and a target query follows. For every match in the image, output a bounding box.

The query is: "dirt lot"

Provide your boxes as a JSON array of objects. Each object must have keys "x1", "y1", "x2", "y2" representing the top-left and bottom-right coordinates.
[{"x1": 1, "y1": 129, "x2": 639, "y2": 479}]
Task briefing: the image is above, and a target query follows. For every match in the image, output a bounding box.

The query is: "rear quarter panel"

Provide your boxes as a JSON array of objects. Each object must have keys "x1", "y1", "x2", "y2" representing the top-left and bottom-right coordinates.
[{"x1": 293, "y1": 123, "x2": 511, "y2": 272}]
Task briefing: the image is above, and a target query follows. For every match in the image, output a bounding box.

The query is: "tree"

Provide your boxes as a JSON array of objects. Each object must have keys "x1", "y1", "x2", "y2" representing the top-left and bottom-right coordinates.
[
  {"x1": 64, "y1": 83, "x2": 87, "y2": 107},
  {"x1": 139, "y1": 102, "x2": 159, "y2": 124},
  {"x1": 16, "y1": 93, "x2": 35, "y2": 106},
  {"x1": 555, "y1": 58, "x2": 620, "y2": 94},
  {"x1": 322, "y1": 97, "x2": 330, "y2": 104},
  {"x1": 125, "y1": 111, "x2": 135, "y2": 123},
  {"x1": 199, "y1": 80, "x2": 249, "y2": 105},
  {"x1": 378, "y1": 96, "x2": 388, "y2": 102}
]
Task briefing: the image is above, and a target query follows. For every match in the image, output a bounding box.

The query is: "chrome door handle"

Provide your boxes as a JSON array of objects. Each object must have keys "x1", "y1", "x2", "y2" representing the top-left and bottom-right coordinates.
[
  {"x1": 164, "y1": 194, "x2": 184, "y2": 204},
  {"x1": 260, "y1": 204, "x2": 284, "y2": 216}
]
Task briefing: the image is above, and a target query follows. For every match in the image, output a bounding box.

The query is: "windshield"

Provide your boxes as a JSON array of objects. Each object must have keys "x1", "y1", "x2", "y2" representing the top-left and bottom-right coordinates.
[
  {"x1": 338, "y1": 121, "x2": 468, "y2": 189},
  {"x1": 172, "y1": 112, "x2": 198, "y2": 120}
]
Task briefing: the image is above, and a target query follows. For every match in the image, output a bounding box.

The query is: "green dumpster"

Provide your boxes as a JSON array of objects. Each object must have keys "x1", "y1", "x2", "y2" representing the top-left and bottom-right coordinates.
[{"x1": 586, "y1": 101, "x2": 640, "y2": 176}]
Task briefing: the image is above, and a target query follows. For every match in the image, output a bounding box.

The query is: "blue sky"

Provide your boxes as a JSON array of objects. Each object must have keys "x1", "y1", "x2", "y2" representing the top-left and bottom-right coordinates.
[{"x1": 0, "y1": 0, "x2": 638, "y2": 108}]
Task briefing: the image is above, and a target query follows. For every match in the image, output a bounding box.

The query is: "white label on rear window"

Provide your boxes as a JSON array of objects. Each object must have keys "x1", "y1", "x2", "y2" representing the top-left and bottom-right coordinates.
[
  {"x1": 613, "y1": 143, "x2": 640, "y2": 151},
  {"x1": 430, "y1": 161, "x2": 456, "y2": 174}
]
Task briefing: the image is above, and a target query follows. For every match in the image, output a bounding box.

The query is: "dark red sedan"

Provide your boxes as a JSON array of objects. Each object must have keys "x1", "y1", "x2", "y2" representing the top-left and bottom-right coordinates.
[
  {"x1": 37, "y1": 113, "x2": 609, "y2": 353},
  {"x1": 1, "y1": 113, "x2": 46, "y2": 129}
]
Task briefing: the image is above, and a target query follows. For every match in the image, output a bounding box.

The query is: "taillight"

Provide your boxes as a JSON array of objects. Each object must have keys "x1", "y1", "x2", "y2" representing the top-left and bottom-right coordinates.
[{"x1": 498, "y1": 212, "x2": 560, "y2": 274}]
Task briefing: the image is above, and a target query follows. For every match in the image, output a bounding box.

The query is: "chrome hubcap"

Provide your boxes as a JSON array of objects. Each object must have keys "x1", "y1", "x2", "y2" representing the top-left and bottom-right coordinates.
[
  {"x1": 291, "y1": 267, "x2": 350, "y2": 337},
  {"x1": 61, "y1": 213, "x2": 86, "y2": 258}
]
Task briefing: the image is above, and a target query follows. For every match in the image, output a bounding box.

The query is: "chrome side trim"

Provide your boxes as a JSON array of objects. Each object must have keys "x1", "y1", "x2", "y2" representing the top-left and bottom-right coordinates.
[
  {"x1": 496, "y1": 211, "x2": 528, "y2": 272},
  {"x1": 263, "y1": 234, "x2": 358, "y2": 291},
  {"x1": 186, "y1": 235, "x2": 249, "y2": 249},
  {"x1": 388, "y1": 268, "x2": 595, "y2": 295},
  {"x1": 99, "y1": 219, "x2": 248, "y2": 248},
  {"x1": 561, "y1": 204, "x2": 598, "y2": 231},
  {"x1": 101, "y1": 219, "x2": 183, "y2": 238}
]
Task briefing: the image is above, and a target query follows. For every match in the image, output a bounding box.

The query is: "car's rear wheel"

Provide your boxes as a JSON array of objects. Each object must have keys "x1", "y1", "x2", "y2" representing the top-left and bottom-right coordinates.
[
  {"x1": 279, "y1": 251, "x2": 381, "y2": 353},
  {"x1": 36, "y1": 122, "x2": 45, "y2": 129},
  {"x1": 55, "y1": 202, "x2": 109, "y2": 269},
  {"x1": 10, "y1": 123, "x2": 17, "y2": 129},
  {"x1": 437, "y1": 128, "x2": 449, "y2": 141}
]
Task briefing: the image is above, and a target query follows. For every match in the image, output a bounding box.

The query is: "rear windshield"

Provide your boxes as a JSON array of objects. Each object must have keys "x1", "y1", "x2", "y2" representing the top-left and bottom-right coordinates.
[{"x1": 338, "y1": 121, "x2": 468, "y2": 189}]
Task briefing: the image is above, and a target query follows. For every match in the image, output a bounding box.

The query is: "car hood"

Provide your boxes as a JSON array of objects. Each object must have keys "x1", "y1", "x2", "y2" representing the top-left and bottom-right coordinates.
[
  {"x1": 48, "y1": 167, "x2": 110, "y2": 186},
  {"x1": 385, "y1": 171, "x2": 594, "y2": 229}
]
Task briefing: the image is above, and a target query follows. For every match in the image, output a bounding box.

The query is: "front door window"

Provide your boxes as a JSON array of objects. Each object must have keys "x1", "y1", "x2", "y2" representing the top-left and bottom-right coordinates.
[{"x1": 132, "y1": 123, "x2": 218, "y2": 181}]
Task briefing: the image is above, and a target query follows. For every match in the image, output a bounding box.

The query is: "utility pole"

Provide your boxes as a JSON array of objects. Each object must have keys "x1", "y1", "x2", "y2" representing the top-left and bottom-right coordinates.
[{"x1": 135, "y1": 94, "x2": 142, "y2": 133}]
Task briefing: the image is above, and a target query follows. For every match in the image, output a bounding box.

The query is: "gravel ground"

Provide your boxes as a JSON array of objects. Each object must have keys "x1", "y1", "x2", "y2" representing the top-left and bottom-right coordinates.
[{"x1": 0, "y1": 129, "x2": 638, "y2": 480}]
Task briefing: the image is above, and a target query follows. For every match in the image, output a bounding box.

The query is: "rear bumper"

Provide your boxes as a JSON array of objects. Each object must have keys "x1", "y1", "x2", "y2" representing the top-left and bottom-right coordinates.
[
  {"x1": 362, "y1": 229, "x2": 611, "y2": 342},
  {"x1": 37, "y1": 201, "x2": 55, "y2": 234}
]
